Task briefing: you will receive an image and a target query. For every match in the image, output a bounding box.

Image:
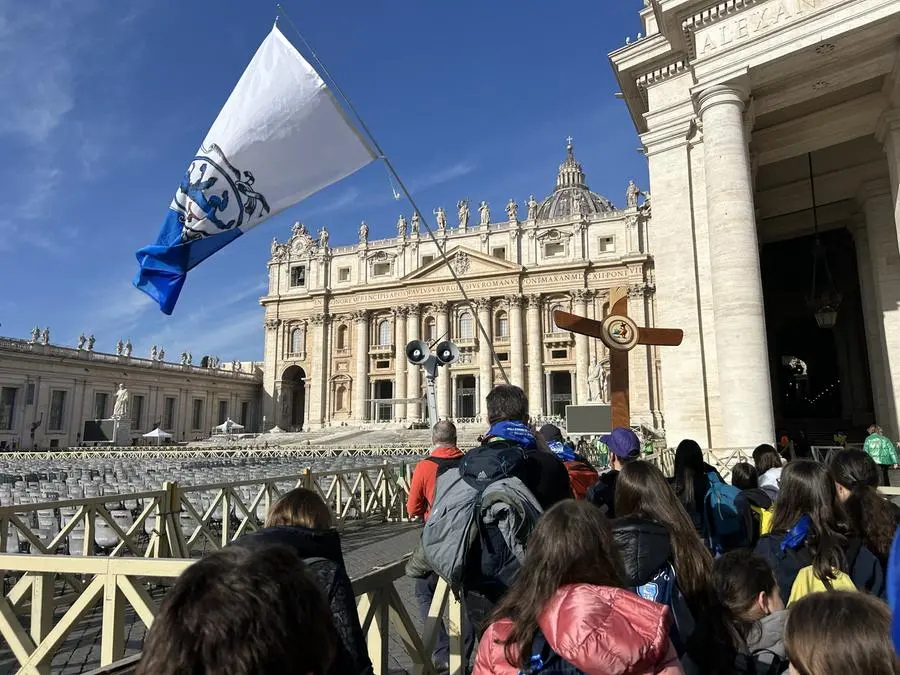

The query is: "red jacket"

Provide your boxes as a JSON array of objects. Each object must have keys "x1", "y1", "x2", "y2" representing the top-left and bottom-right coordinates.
[
  {"x1": 474, "y1": 585, "x2": 683, "y2": 675},
  {"x1": 406, "y1": 447, "x2": 464, "y2": 521}
]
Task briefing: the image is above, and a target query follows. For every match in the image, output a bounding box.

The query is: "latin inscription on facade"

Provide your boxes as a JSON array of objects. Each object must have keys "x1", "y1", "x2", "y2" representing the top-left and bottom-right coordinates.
[{"x1": 695, "y1": 0, "x2": 843, "y2": 58}]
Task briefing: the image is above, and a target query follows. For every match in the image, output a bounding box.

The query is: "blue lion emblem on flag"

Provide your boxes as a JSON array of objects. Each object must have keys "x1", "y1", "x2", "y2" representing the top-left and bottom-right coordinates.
[{"x1": 171, "y1": 143, "x2": 271, "y2": 242}]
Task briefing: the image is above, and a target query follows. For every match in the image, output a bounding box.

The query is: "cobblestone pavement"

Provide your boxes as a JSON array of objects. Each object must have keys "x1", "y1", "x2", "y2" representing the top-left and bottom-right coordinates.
[{"x1": 0, "y1": 522, "x2": 425, "y2": 675}]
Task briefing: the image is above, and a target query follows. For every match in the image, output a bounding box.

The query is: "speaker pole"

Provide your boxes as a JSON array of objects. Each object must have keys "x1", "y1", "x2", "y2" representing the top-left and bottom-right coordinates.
[{"x1": 423, "y1": 357, "x2": 439, "y2": 431}]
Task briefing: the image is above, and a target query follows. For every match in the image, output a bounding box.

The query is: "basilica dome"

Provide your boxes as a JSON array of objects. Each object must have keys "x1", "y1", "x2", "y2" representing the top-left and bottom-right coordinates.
[{"x1": 536, "y1": 140, "x2": 615, "y2": 220}]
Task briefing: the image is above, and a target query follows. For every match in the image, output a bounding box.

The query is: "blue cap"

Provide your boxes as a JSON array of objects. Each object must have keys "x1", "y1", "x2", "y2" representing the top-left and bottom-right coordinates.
[{"x1": 601, "y1": 427, "x2": 641, "y2": 459}]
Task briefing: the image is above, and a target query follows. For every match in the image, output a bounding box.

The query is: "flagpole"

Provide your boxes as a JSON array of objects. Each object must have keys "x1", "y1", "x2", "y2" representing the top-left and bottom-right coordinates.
[{"x1": 274, "y1": 4, "x2": 511, "y2": 387}]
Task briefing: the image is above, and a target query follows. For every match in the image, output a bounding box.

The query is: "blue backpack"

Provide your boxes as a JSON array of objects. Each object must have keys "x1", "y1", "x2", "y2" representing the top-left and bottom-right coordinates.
[
  {"x1": 704, "y1": 470, "x2": 743, "y2": 554},
  {"x1": 519, "y1": 629, "x2": 584, "y2": 674},
  {"x1": 634, "y1": 563, "x2": 693, "y2": 657}
]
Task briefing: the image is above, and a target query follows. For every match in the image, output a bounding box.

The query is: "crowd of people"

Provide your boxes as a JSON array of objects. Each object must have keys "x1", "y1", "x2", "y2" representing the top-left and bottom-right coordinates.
[{"x1": 135, "y1": 384, "x2": 900, "y2": 675}]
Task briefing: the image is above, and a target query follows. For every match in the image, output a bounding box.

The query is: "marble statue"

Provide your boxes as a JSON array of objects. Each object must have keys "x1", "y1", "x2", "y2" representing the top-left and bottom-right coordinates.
[
  {"x1": 574, "y1": 193, "x2": 587, "y2": 218},
  {"x1": 150, "y1": 345, "x2": 158, "y2": 361},
  {"x1": 587, "y1": 360, "x2": 603, "y2": 401},
  {"x1": 158, "y1": 347, "x2": 165, "y2": 361},
  {"x1": 187, "y1": 352, "x2": 193, "y2": 365},
  {"x1": 359, "y1": 221, "x2": 368, "y2": 243},
  {"x1": 271, "y1": 237, "x2": 278, "y2": 257},
  {"x1": 181, "y1": 352, "x2": 188, "y2": 365},
  {"x1": 30, "y1": 327, "x2": 40, "y2": 344},
  {"x1": 626, "y1": 180, "x2": 640, "y2": 208},
  {"x1": 236, "y1": 361, "x2": 242, "y2": 372},
  {"x1": 457, "y1": 200, "x2": 469, "y2": 230},
  {"x1": 506, "y1": 198, "x2": 518, "y2": 222},
  {"x1": 41, "y1": 328, "x2": 49, "y2": 345},
  {"x1": 87, "y1": 335, "x2": 95, "y2": 351},
  {"x1": 124, "y1": 339, "x2": 133, "y2": 357},
  {"x1": 292, "y1": 221, "x2": 307, "y2": 238},
  {"x1": 396, "y1": 214, "x2": 408, "y2": 238},
  {"x1": 527, "y1": 195, "x2": 538, "y2": 221},
  {"x1": 115, "y1": 339, "x2": 124, "y2": 356},
  {"x1": 410, "y1": 211, "x2": 420, "y2": 235},
  {"x1": 77, "y1": 334, "x2": 86, "y2": 350},
  {"x1": 112, "y1": 384, "x2": 129, "y2": 420},
  {"x1": 318, "y1": 226, "x2": 329, "y2": 248},
  {"x1": 434, "y1": 207, "x2": 447, "y2": 234},
  {"x1": 478, "y1": 201, "x2": 490, "y2": 227}
]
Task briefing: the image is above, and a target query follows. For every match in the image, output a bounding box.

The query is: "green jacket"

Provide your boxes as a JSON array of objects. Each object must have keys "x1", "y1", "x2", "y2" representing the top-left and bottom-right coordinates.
[{"x1": 864, "y1": 433, "x2": 899, "y2": 466}]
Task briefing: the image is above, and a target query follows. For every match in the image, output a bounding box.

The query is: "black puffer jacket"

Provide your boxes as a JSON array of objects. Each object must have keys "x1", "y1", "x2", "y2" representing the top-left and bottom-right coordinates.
[{"x1": 233, "y1": 526, "x2": 373, "y2": 675}]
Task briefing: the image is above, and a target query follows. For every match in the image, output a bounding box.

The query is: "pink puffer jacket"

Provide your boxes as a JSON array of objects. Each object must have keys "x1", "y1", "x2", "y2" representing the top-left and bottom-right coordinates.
[{"x1": 473, "y1": 584, "x2": 684, "y2": 675}]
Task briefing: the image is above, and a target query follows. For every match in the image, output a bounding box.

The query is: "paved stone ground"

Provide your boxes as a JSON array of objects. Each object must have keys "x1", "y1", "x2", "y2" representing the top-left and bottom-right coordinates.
[{"x1": 0, "y1": 522, "x2": 425, "y2": 675}]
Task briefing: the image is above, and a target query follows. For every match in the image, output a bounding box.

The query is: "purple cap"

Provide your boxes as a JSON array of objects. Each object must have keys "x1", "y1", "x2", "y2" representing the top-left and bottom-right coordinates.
[{"x1": 601, "y1": 427, "x2": 641, "y2": 459}]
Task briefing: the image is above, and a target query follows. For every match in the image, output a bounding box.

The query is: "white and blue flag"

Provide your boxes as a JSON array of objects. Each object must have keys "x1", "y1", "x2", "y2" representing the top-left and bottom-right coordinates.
[{"x1": 134, "y1": 24, "x2": 376, "y2": 314}]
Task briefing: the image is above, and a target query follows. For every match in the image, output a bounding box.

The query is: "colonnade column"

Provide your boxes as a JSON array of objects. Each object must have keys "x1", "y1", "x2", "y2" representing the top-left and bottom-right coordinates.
[
  {"x1": 307, "y1": 313, "x2": 327, "y2": 429},
  {"x1": 573, "y1": 290, "x2": 590, "y2": 405},
  {"x1": 697, "y1": 84, "x2": 775, "y2": 447},
  {"x1": 858, "y1": 181, "x2": 900, "y2": 437},
  {"x1": 393, "y1": 308, "x2": 408, "y2": 422},
  {"x1": 507, "y1": 295, "x2": 525, "y2": 389},
  {"x1": 525, "y1": 295, "x2": 544, "y2": 416},
  {"x1": 476, "y1": 298, "x2": 493, "y2": 421},
  {"x1": 434, "y1": 302, "x2": 451, "y2": 419},
  {"x1": 353, "y1": 311, "x2": 368, "y2": 423},
  {"x1": 405, "y1": 305, "x2": 421, "y2": 422},
  {"x1": 626, "y1": 284, "x2": 652, "y2": 427}
]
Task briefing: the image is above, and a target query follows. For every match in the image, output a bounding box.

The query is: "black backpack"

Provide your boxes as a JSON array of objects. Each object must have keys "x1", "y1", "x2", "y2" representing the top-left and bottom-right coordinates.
[{"x1": 520, "y1": 629, "x2": 584, "y2": 674}]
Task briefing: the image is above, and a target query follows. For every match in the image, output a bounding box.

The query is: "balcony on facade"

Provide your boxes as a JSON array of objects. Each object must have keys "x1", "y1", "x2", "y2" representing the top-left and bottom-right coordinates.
[{"x1": 543, "y1": 331, "x2": 574, "y2": 348}]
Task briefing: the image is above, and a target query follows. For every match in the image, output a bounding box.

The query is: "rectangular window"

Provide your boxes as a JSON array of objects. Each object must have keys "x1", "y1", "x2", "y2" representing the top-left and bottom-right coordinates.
[
  {"x1": 372, "y1": 262, "x2": 391, "y2": 277},
  {"x1": 49, "y1": 390, "x2": 66, "y2": 431},
  {"x1": 551, "y1": 349, "x2": 568, "y2": 360},
  {"x1": 164, "y1": 397, "x2": 176, "y2": 430},
  {"x1": 337, "y1": 267, "x2": 350, "y2": 282},
  {"x1": 421, "y1": 255, "x2": 434, "y2": 266},
  {"x1": 94, "y1": 392, "x2": 108, "y2": 420},
  {"x1": 192, "y1": 399, "x2": 204, "y2": 430},
  {"x1": 376, "y1": 360, "x2": 390, "y2": 370},
  {"x1": 218, "y1": 400, "x2": 228, "y2": 425},
  {"x1": 492, "y1": 247, "x2": 507, "y2": 260},
  {"x1": 131, "y1": 395, "x2": 144, "y2": 429},
  {"x1": 544, "y1": 242, "x2": 565, "y2": 258},
  {"x1": 290, "y1": 265, "x2": 306, "y2": 287},
  {"x1": 497, "y1": 353, "x2": 509, "y2": 362},
  {"x1": 25, "y1": 383, "x2": 35, "y2": 405},
  {"x1": 598, "y1": 236, "x2": 615, "y2": 253},
  {"x1": 0, "y1": 387, "x2": 16, "y2": 431},
  {"x1": 240, "y1": 401, "x2": 249, "y2": 426}
]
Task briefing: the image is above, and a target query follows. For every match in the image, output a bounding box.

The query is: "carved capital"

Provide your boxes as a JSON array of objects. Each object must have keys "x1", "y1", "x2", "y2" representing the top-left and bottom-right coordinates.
[
  {"x1": 350, "y1": 310, "x2": 368, "y2": 324},
  {"x1": 504, "y1": 294, "x2": 525, "y2": 310},
  {"x1": 265, "y1": 318, "x2": 281, "y2": 331},
  {"x1": 627, "y1": 283, "x2": 652, "y2": 299},
  {"x1": 393, "y1": 306, "x2": 409, "y2": 318},
  {"x1": 572, "y1": 289, "x2": 591, "y2": 303},
  {"x1": 432, "y1": 300, "x2": 449, "y2": 313},
  {"x1": 405, "y1": 304, "x2": 421, "y2": 317},
  {"x1": 474, "y1": 297, "x2": 492, "y2": 312},
  {"x1": 526, "y1": 294, "x2": 542, "y2": 310},
  {"x1": 309, "y1": 313, "x2": 327, "y2": 326}
]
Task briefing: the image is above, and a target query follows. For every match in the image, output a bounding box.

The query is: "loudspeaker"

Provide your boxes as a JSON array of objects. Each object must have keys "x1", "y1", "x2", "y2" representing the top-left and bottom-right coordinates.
[
  {"x1": 434, "y1": 341, "x2": 460, "y2": 366},
  {"x1": 405, "y1": 340, "x2": 431, "y2": 365}
]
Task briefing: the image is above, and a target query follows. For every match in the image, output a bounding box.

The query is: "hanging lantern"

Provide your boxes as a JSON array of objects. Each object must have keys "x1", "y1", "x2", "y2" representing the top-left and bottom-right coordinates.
[{"x1": 805, "y1": 155, "x2": 841, "y2": 329}]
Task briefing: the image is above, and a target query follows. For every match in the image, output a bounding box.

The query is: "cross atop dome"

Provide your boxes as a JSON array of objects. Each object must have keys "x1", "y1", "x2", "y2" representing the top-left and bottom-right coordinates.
[{"x1": 566, "y1": 136, "x2": 574, "y2": 158}]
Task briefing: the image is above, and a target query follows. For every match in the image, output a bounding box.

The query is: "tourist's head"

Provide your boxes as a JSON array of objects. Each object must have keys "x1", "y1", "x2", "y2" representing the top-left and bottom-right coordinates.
[
  {"x1": 785, "y1": 591, "x2": 898, "y2": 675},
  {"x1": 432, "y1": 420, "x2": 457, "y2": 449},
  {"x1": 537, "y1": 423, "x2": 564, "y2": 445},
  {"x1": 601, "y1": 427, "x2": 640, "y2": 469},
  {"x1": 489, "y1": 500, "x2": 624, "y2": 668},
  {"x1": 829, "y1": 449, "x2": 879, "y2": 503},
  {"x1": 752, "y1": 444, "x2": 782, "y2": 474},
  {"x1": 868, "y1": 424, "x2": 883, "y2": 436},
  {"x1": 673, "y1": 438, "x2": 706, "y2": 510},
  {"x1": 486, "y1": 384, "x2": 528, "y2": 425},
  {"x1": 265, "y1": 487, "x2": 332, "y2": 530},
  {"x1": 137, "y1": 545, "x2": 337, "y2": 675},
  {"x1": 770, "y1": 460, "x2": 840, "y2": 535},
  {"x1": 731, "y1": 462, "x2": 758, "y2": 491},
  {"x1": 712, "y1": 550, "x2": 783, "y2": 645}
]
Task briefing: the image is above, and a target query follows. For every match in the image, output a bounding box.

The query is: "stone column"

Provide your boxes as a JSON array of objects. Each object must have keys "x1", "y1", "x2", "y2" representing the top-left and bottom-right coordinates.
[
  {"x1": 525, "y1": 295, "x2": 544, "y2": 415},
  {"x1": 507, "y1": 295, "x2": 525, "y2": 389},
  {"x1": 626, "y1": 283, "x2": 653, "y2": 428},
  {"x1": 698, "y1": 84, "x2": 774, "y2": 447},
  {"x1": 572, "y1": 290, "x2": 590, "y2": 405},
  {"x1": 393, "y1": 307, "x2": 407, "y2": 422},
  {"x1": 876, "y1": 109, "x2": 900, "y2": 247},
  {"x1": 476, "y1": 298, "x2": 493, "y2": 420},
  {"x1": 406, "y1": 305, "x2": 422, "y2": 422},
  {"x1": 352, "y1": 310, "x2": 368, "y2": 423},
  {"x1": 851, "y1": 221, "x2": 889, "y2": 427},
  {"x1": 307, "y1": 313, "x2": 327, "y2": 429},
  {"x1": 434, "y1": 302, "x2": 451, "y2": 419},
  {"x1": 859, "y1": 180, "x2": 900, "y2": 436}
]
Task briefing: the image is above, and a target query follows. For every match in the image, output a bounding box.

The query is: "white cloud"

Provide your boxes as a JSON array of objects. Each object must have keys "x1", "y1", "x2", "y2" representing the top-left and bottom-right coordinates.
[
  {"x1": 303, "y1": 187, "x2": 361, "y2": 217},
  {"x1": 410, "y1": 161, "x2": 476, "y2": 193}
]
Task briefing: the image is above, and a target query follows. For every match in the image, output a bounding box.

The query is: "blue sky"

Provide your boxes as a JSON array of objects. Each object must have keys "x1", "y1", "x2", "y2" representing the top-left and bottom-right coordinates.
[{"x1": 0, "y1": 0, "x2": 647, "y2": 362}]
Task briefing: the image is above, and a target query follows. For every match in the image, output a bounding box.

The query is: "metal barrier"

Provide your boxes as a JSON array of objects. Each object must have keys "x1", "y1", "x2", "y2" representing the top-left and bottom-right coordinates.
[
  {"x1": 0, "y1": 445, "x2": 429, "y2": 461},
  {"x1": 0, "y1": 552, "x2": 461, "y2": 675}
]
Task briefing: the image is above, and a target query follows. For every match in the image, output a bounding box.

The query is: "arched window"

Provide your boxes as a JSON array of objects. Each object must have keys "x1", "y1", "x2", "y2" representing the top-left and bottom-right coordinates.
[
  {"x1": 424, "y1": 317, "x2": 436, "y2": 342},
  {"x1": 335, "y1": 385, "x2": 346, "y2": 411},
  {"x1": 459, "y1": 312, "x2": 474, "y2": 339},
  {"x1": 336, "y1": 325, "x2": 348, "y2": 350},
  {"x1": 290, "y1": 327, "x2": 303, "y2": 354},
  {"x1": 549, "y1": 304, "x2": 563, "y2": 333},
  {"x1": 378, "y1": 319, "x2": 391, "y2": 346},
  {"x1": 495, "y1": 311, "x2": 509, "y2": 338}
]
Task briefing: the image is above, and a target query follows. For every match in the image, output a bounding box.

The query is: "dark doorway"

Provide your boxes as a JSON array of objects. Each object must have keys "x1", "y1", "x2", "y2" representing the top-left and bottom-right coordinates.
[
  {"x1": 456, "y1": 375, "x2": 476, "y2": 419},
  {"x1": 761, "y1": 227, "x2": 872, "y2": 433},
  {"x1": 281, "y1": 366, "x2": 306, "y2": 430},
  {"x1": 373, "y1": 380, "x2": 394, "y2": 422},
  {"x1": 549, "y1": 371, "x2": 573, "y2": 417}
]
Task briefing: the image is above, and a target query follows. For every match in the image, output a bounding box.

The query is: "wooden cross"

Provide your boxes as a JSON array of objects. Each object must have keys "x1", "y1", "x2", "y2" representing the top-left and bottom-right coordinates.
[{"x1": 554, "y1": 287, "x2": 683, "y2": 429}]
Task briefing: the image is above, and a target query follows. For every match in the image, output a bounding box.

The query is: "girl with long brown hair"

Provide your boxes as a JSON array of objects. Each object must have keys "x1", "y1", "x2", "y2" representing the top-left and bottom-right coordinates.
[
  {"x1": 474, "y1": 500, "x2": 682, "y2": 674},
  {"x1": 753, "y1": 460, "x2": 884, "y2": 602}
]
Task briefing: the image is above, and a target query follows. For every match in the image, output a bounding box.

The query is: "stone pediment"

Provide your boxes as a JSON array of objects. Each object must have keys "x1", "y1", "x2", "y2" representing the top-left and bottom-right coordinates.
[{"x1": 403, "y1": 246, "x2": 522, "y2": 282}]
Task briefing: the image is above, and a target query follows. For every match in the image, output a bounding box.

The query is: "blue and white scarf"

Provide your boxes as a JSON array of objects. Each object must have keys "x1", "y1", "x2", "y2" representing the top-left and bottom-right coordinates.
[{"x1": 485, "y1": 420, "x2": 537, "y2": 450}]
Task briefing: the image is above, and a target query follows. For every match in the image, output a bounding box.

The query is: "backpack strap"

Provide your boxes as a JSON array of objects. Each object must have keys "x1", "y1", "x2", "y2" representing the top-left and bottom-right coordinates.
[{"x1": 521, "y1": 629, "x2": 558, "y2": 674}]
